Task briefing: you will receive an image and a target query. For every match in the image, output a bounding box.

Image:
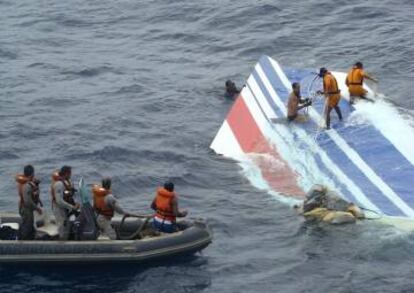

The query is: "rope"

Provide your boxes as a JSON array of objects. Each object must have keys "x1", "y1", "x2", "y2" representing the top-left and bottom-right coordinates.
[{"x1": 359, "y1": 206, "x2": 383, "y2": 220}]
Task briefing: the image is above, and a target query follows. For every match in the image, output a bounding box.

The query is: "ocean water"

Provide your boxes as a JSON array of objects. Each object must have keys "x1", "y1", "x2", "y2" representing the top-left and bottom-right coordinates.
[{"x1": 1, "y1": 0, "x2": 414, "y2": 292}]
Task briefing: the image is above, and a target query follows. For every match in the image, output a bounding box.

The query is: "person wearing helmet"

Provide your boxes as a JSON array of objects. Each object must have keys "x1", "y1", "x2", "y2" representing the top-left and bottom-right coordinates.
[
  {"x1": 51, "y1": 165, "x2": 80, "y2": 240},
  {"x1": 345, "y1": 62, "x2": 378, "y2": 104},
  {"x1": 317, "y1": 67, "x2": 343, "y2": 130},
  {"x1": 225, "y1": 80, "x2": 240, "y2": 99},
  {"x1": 16, "y1": 165, "x2": 43, "y2": 240},
  {"x1": 287, "y1": 82, "x2": 312, "y2": 122},
  {"x1": 92, "y1": 177, "x2": 130, "y2": 240},
  {"x1": 151, "y1": 181, "x2": 187, "y2": 233}
]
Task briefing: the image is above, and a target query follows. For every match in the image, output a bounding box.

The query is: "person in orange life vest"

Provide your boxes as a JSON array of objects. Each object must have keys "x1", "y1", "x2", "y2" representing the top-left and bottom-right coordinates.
[
  {"x1": 93, "y1": 177, "x2": 130, "y2": 240},
  {"x1": 16, "y1": 165, "x2": 43, "y2": 240},
  {"x1": 287, "y1": 82, "x2": 312, "y2": 122},
  {"x1": 51, "y1": 165, "x2": 80, "y2": 240},
  {"x1": 317, "y1": 67, "x2": 343, "y2": 130},
  {"x1": 151, "y1": 181, "x2": 187, "y2": 233},
  {"x1": 345, "y1": 62, "x2": 378, "y2": 104}
]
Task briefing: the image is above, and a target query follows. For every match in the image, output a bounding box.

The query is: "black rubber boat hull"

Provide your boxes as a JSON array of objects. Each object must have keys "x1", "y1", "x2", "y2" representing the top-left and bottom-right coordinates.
[{"x1": 0, "y1": 214, "x2": 212, "y2": 264}]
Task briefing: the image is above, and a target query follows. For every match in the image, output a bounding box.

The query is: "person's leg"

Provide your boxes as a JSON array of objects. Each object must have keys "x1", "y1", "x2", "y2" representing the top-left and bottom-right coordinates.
[
  {"x1": 62, "y1": 217, "x2": 71, "y2": 240},
  {"x1": 325, "y1": 106, "x2": 332, "y2": 129},
  {"x1": 334, "y1": 106, "x2": 343, "y2": 121},
  {"x1": 97, "y1": 215, "x2": 116, "y2": 239},
  {"x1": 103, "y1": 218, "x2": 117, "y2": 240},
  {"x1": 152, "y1": 218, "x2": 175, "y2": 233},
  {"x1": 360, "y1": 95, "x2": 375, "y2": 103},
  {"x1": 287, "y1": 114, "x2": 297, "y2": 122},
  {"x1": 53, "y1": 207, "x2": 69, "y2": 240},
  {"x1": 53, "y1": 207, "x2": 63, "y2": 239},
  {"x1": 161, "y1": 222, "x2": 175, "y2": 233},
  {"x1": 18, "y1": 208, "x2": 35, "y2": 240}
]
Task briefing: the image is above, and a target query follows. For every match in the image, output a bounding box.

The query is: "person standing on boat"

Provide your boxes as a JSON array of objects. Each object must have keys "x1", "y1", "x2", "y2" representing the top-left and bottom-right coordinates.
[
  {"x1": 345, "y1": 62, "x2": 378, "y2": 104},
  {"x1": 92, "y1": 177, "x2": 130, "y2": 240},
  {"x1": 16, "y1": 165, "x2": 43, "y2": 240},
  {"x1": 287, "y1": 82, "x2": 312, "y2": 122},
  {"x1": 51, "y1": 165, "x2": 80, "y2": 240},
  {"x1": 151, "y1": 181, "x2": 187, "y2": 233},
  {"x1": 317, "y1": 67, "x2": 343, "y2": 130}
]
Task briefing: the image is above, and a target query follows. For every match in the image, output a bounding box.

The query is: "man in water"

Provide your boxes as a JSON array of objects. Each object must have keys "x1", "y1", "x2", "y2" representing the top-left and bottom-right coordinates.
[
  {"x1": 317, "y1": 67, "x2": 343, "y2": 130},
  {"x1": 16, "y1": 165, "x2": 43, "y2": 240},
  {"x1": 225, "y1": 80, "x2": 240, "y2": 99},
  {"x1": 51, "y1": 165, "x2": 80, "y2": 240},
  {"x1": 345, "y1": 62, "x2": 378, "y2": 104},
  {"x1": 287, "y1": 82, "x2": 312, "y2": 122},
  {"x1": 92, "y1": 177, "x2": 130, "y2": 240},
  {"x1": 151, "y1": 181, "x2": 187, "y2": 233}
]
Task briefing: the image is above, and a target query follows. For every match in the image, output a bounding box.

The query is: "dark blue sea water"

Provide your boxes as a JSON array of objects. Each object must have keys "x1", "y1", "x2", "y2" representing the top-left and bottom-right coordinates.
[{"x1": 1, "y1": 0, "x2": 414, "y2": 292}]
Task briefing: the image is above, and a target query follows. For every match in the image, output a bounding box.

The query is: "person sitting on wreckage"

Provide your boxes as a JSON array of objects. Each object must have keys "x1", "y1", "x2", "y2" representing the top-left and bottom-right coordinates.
[{"x1": 295, "y1": 185, "x2": 365, "y2": 224}]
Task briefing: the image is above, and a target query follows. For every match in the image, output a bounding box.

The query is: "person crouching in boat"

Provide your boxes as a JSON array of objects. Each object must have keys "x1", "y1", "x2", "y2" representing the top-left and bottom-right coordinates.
[
  {"x1": 345, "y1": 62, "x2": 378, "y2": 104},
  {"x1": 151, "y1": 181, "x2": 187, "y2": 233},
  {"x1": 93, "y1": 177, "x2": 130, "y2": 240},
  {"x1": 317, "y1": 67, "x2": 343, "y2": 130},
  {"x1": 51, "y1": 165, "x2": 80, "y2": 240},
  {"x1": 16, "y1": 165, "x2": 43, "y2": 240},
  {"x1": 287, "y1": 82, "x2": 312, "y2": 122}
]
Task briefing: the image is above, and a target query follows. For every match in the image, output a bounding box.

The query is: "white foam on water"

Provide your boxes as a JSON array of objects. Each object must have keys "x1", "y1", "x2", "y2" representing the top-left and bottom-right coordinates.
[
  {"x1": 224, "y1": 117, "x2": 333, "y2": 206},
  {"x1": 335, "y1": 71, "x2": 414, "y2": 167},
  {"x1": 352, "y1": 100, "x2": 414, "y2": 167}
]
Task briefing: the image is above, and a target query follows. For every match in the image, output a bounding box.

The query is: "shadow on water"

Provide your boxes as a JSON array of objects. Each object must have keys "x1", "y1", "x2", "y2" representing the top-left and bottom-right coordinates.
[{"x1": 0, "y1": 254, "x2": 211, "y2": 293}]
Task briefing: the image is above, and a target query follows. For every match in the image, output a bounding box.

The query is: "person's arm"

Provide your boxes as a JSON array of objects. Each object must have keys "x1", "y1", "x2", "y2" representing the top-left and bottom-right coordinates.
[
  {"x1": 54, "y1": 182, "x2": 77, "y2": 210},
  {"x1": 298, "y1": 96, "x2": 312, "y2": 109},
  {"x1": 363, "y1": 71, "x2": 378, "y2": 83},
  {"x1": 171, "y1": 197, "x2": 187, "y2": 218},
  {"x1": 317, "y1": 76, "x2": 330, "y2": 96},
  {"x1": 106, "y1": 194, "x2": 127, "y2": 215},
  {"x1": 299, "y1": 96, "x2": 311, "y2": 104},
  {"x1": 151, "y1": 198, "x2": 157, "y2": 211}
]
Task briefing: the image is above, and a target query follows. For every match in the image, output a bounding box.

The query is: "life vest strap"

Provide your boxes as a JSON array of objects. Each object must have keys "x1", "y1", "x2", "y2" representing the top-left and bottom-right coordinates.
[
  {"x1": 95, "y1": 207, "x2": 114, "y2": 219},
  {"x1": 156, "y1": 208, "x2": 175, "y2": 217}
]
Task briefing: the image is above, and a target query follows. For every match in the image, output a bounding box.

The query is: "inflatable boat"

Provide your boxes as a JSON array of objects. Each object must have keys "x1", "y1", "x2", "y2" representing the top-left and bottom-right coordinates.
[
  {"x1": 0, "y1": 213, "x2": 212, "y2": 264},
  {"x1": 211, "y1": 55, "x2": 414, "y2": 224}
]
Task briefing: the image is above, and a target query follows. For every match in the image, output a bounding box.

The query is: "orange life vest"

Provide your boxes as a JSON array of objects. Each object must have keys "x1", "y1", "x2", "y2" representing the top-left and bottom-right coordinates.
[
  {"x1": 154, "y1": 187, "x2": 176, "y2": 222},
  {"x1": 323, "y1": 72, "x2": 341, "y2": 107},
  {"x1": 15, "y1": 174, "x2": 39, "y2": 209},
  {"x1": 323, "y1": 72, "x2": 340, "y2": 95},
  {"x1": 92, "y1": 185, "x2": 114, "y2": 218},
  {"x1": 50, "y1": 171, "x2": 75, "y2": 205},
  {"x1": 346, "y1": 67, "x2": 366, "y2": 96}
]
